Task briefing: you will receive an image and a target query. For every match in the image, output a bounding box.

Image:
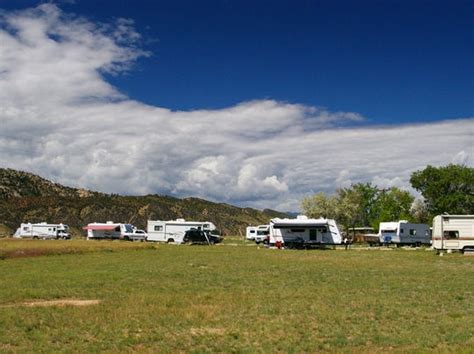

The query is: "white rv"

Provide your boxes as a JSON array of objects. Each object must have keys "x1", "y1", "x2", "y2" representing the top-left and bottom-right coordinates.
[
  {"x1": 378, "y1": 221, "x2": 430, "y2": 246},
  {"x1": 254, "y1": 225, "x2": 270, "y2": 244},
  {"x1": 147, "y1": 219, "x2": 218, "y2": 244},
  {"x1": 83, "y1": 222, "x2": 145, "y2": 241},
  {"x1": 246, "y1": 226, "x2": 257, "y2": 240},
  {"x1": 269, "y1": 215, "x2": 342, "y2": 248},
  {"x1": 13, "y1": 222, "x2": 70, "y2": 240},
  {"x1": 432, "y1": 215, "x2": 474, "y2": 252}
]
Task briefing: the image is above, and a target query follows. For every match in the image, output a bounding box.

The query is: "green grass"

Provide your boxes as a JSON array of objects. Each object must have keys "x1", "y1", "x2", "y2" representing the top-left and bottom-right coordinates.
[{"x1": 0, "y1": 240, "x2": 473, "y2": 352}]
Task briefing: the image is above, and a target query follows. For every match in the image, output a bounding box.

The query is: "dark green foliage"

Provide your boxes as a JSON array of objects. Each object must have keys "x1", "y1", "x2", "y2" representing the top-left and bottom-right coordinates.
[
  {"x1": 0, "y1": 168, "x2": 285, "y2": 236},
  {"x1": 410, "y1": 164, "x2": 474, "y2": 216}
]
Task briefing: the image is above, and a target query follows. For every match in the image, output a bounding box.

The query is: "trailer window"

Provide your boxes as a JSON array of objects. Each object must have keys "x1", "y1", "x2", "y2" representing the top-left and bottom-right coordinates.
[
  {"x1": 409, "y1": 229, "x2": 416, "y2": 236},
  {"x1": 23, "y1": 227, "x2": 29, "y2": 231},
  {"x1": 400, "y1": 228, "x2": 404, "y2": 234},
  {"x1": 290, "y1": 228, "x2": 305, "y2": 233},
  {"x1": 154, "y1": 225, "x2": 163, "y2": 231},
  {"x1": 249, "y1": 230, "x2": 255, "y2": 234},
  {"x1": 444, "y1": 230, "x2": 459, "y2": 239}
]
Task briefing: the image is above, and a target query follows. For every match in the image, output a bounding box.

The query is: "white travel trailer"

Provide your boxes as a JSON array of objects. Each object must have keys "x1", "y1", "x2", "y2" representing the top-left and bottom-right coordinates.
[
  {"x1": 269, "y1": 215, "x2": 342, "y2": 248},
  {"x1": 246, "y1": 226, "x2": 257, "y2": 240},
  {"x1": 378, "y1": 220, "x2": 430, "y2": 246},
  {"x1": 432, "y1": 215, "x2": 474, "y2": 252},
  {"x1": 83, "y1": 222, "x2": 145, "y2": 241},
  {"x1": 13, "y1": 222, "x2": 70, "y2": 240},
  {"x1": 147, "y1": 219, "x2": 218, "y2": 243},
  {"x1": 254, "y1": 225, "x2": 270, "y2": 244}
]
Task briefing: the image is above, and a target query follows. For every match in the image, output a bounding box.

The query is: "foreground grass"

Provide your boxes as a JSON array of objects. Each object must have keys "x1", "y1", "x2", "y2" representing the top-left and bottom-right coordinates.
[{"x1": 0, "y1": 241, "x2": 473, "y2": 352}]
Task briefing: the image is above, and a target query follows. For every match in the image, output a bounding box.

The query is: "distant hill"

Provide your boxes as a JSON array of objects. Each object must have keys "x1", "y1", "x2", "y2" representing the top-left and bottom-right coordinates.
[{"x1": 0, "y1": 168, "x2": 288, "y2": 237}]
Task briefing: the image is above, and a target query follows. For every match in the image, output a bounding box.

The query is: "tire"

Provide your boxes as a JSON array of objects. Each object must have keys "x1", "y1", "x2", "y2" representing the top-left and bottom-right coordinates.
[
  {"x1": 167, "y1": 238, "x2": 174, "y2": 244},
  {"x1": 124, "y1": 236, "x2": 130, "y2": 241},
  {"x1": 33, "y1": 236, "x2": 39, "y2": 240}
]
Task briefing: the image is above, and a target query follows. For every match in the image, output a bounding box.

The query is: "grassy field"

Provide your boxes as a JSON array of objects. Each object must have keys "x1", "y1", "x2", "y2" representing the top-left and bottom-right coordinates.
[{"x1": 0, "y1": 239, "x2": 473, "y2": 352}]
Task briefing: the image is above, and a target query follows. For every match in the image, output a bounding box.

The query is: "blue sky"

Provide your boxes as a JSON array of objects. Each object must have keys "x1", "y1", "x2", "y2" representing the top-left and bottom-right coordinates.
[
  {"x1": 0, "y1": 1, "x2": 472, "y2": 210},
  {"x1": 2, "y1": 0, "x2": 473, "y2": 122}
]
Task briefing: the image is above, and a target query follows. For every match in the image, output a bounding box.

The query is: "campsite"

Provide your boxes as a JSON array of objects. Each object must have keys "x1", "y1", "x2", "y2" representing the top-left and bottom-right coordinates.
[{"x1": 1, "y1": 238, "x2": 473, "y2": 352}]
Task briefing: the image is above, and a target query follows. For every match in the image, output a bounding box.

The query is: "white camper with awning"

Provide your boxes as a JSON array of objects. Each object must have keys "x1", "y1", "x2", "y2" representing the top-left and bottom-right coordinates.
[
  {"x1": 269, "y1": 215, "x2": 342, "y2": 248},
  {"x1": 83, "y1": 222, "x2": 145, "y2": 241}
]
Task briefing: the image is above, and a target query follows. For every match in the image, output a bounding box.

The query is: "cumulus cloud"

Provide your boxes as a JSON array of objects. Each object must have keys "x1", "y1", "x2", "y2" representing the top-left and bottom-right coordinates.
[{"x1": 0, "y1": 4, "x2": 473, "y2": 211}]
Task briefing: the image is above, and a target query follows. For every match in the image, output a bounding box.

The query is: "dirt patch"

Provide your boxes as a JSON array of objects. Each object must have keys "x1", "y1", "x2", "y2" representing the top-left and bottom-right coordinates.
[
  {"x1": 190, "y1": 327, "x2": 226, "y2": 336},
  {"x1": 2, "y1": 299, "x2": 101, "y2": 307}
]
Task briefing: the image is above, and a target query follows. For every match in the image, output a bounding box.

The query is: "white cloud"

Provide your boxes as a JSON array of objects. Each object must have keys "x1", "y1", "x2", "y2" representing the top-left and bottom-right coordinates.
[{"x1": 0, "y1": 4, "x2": 473, "y2": 211}]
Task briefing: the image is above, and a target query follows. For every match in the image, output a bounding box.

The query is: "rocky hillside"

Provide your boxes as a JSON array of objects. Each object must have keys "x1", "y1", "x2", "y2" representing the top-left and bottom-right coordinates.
[{"x1": 0, "y1": 168, "x2": 287, "y2": 237}]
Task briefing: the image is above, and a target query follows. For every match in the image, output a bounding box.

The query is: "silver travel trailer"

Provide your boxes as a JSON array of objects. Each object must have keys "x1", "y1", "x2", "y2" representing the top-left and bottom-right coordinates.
[
  {"x1": 246, "y1": 226, "x2": 257, "y2": 240},
  {"x1": 378, "y1": 221, "x2": 430, "y2": 246},
  {"x1": 432, "y1": 215, "x2": 474, "y2": 252},
  {"x1": 13, "y1": 222, "x2": 70, "y2": 239},
  {"x1": 83, "y1": 221, "x2": 145, "y2": 241},
  {"x1": 269, "y1": 215, "x2": 342, "y2": 248},
  {"x1": 147, "y1": 219, "x2": 218, "y2": 244}
]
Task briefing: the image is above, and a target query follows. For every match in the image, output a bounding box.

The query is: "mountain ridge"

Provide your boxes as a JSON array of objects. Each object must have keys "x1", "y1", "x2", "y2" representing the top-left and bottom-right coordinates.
[{"x1": 0, "y1": 168, "x2": 288, "y2": 237}]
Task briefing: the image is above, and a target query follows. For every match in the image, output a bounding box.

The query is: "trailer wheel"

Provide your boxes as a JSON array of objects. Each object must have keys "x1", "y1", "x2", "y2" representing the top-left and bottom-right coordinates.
[
  {"x1": 33, "y1": 236, "x2": 39, "y2": 240},
  {"x1": 124, "y1": 236, "x2": 130, "y2": 241},
  {"x1": 167, "y1": 238, "x2": 174, "y2": 244}
]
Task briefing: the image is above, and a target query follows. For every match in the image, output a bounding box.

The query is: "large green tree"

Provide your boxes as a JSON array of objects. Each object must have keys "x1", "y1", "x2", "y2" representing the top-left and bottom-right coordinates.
[
  {"x1": 410, "y1": 164, "x2": 474, "y2": 216},
  {"x1": 370, "y1": 187, "x2": 414, "y2": 229},
  {"x1": 300, "y1": 192, "x2": 337, "y2": 219}
]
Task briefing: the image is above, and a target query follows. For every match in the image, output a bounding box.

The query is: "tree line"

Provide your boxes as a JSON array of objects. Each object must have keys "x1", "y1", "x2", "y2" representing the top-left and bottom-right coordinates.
[{"x1": 300, "y1": 164, "x2": 474, "y2": 233}]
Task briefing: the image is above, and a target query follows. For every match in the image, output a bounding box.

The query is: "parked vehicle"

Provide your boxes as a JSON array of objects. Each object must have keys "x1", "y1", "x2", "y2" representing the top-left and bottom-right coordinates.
[
  {"x1": 246, "y1": 226, "x2": 257, "y2": 240},
  {"x1": 183, "y1": 228, "x2": 221, "y2": 244},
  {"x1": 269, "y1": 215, "x2": 342, "y2": 248},
  {"x1": 13, "y1": 222, "x2": 70, "y2": 240},
  {"x1": 83, "y1": 222, "x2": 145, "y2": 241},
  {"x1": 147, "y1": 219, "x2": 218, "y2": 244},
  {"x1": 432, "y1": 214, "x2": 474, "y2": 252},
  {"x1": 254, "y1": 225, "x2": 270, "y2": 244},
  {"x1": 378, "y1": 221, "x2": 430, "y2": 247}
]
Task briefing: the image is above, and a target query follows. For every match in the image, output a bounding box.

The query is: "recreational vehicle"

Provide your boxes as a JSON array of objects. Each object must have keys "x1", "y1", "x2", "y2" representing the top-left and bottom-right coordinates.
[
  {"x1": 269, "y1": 215, "x2": 342, "y2": 248},
  {"x1": 246, "y1": 226, "x2": 257, "y2": 240},
  {"x1": 83, "y1": 222, "x2": 145, "y2": 241},
  {"x1": 13, "y1": 222, "x2": 70, "y2": 240},
  {"x1": 147, "y1": 219, "x2": 218, "y2": 243},
  {"x1": 432, "y1": 215, "x2": 474, "y2": 252},
  {"x1": 378, "y1": 221, "x2": 430, "y2": 246},
  {"x1": 254, "y1": 225, "x2": 270, "y2": 244}
]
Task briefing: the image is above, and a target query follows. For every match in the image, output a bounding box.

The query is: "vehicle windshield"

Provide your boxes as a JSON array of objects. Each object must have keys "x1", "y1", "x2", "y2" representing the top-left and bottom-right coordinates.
[
  {"x1": 124, "y1": 224, "x2": 134, "y2": 233},
  {"x1": 257, "y1": 230, "x2": 269, "y2": 235}
]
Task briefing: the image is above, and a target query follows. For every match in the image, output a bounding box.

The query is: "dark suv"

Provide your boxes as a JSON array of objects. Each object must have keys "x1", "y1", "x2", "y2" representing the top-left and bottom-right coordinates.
[{"x1": 183, "y1": 229, "x2": 221, "y2": 244}]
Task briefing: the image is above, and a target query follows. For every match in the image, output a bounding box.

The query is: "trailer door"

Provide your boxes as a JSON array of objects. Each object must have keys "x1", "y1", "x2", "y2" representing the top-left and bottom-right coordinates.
[{"x1": 309, "y1": 229, "x2": 317, "y2": 241}]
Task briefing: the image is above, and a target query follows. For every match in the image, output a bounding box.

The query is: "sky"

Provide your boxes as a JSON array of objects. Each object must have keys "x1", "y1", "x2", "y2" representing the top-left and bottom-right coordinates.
[{"x1": 0, "y1": 1, "x2": 472, "y2": 211}]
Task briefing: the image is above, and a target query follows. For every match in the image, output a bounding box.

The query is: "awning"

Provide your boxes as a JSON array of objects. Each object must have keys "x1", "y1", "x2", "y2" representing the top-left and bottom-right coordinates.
[
  {"x1": 82, "y1": 225, "x2": 118, "y2": 231},
  {"x1": 272, "y1": 222, "x2": 328, "y2": 228}
]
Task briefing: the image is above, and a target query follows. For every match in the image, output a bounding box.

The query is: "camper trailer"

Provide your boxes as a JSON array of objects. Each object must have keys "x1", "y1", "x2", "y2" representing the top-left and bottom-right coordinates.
[
  {"x1": 13, "y1": 222, "x2": 70, "y2": 240},
  {"x1": 147, "y1": 219, "x2": 218, "y2": 244},
  {"x1": 83, "y1": 222, "x2": 145, "y2": 241},
  {"x1": 432, "y1": 215, "x2": 474, "y2": 252},
  {"x1": 254, "y1": 225, "x2": 270, "y2": 244},
  {"x1": 246, "y1": 226, "x2": 257, "y2": 240},
  {"x1": 269, "y1": 215, "x2": 342, "y2": 248},
  {"x1": 378, "y1": 221, "x2": 430, "y2": 246}
]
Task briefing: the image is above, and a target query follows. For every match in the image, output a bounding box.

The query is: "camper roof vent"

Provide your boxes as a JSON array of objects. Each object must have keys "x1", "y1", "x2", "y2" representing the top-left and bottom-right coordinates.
[
  {"x1": 176, "y1": 218, "x2": 185, "y2": 222},
  {"x1": 399, "y1": 220, "x2": 409, "y2": 223},
  {"x1": 296, "y1": 215, "x2": 308, "y2": 220},
  {"x1": 106, "y1": 221, "x2": 114, "y2": 224}
]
